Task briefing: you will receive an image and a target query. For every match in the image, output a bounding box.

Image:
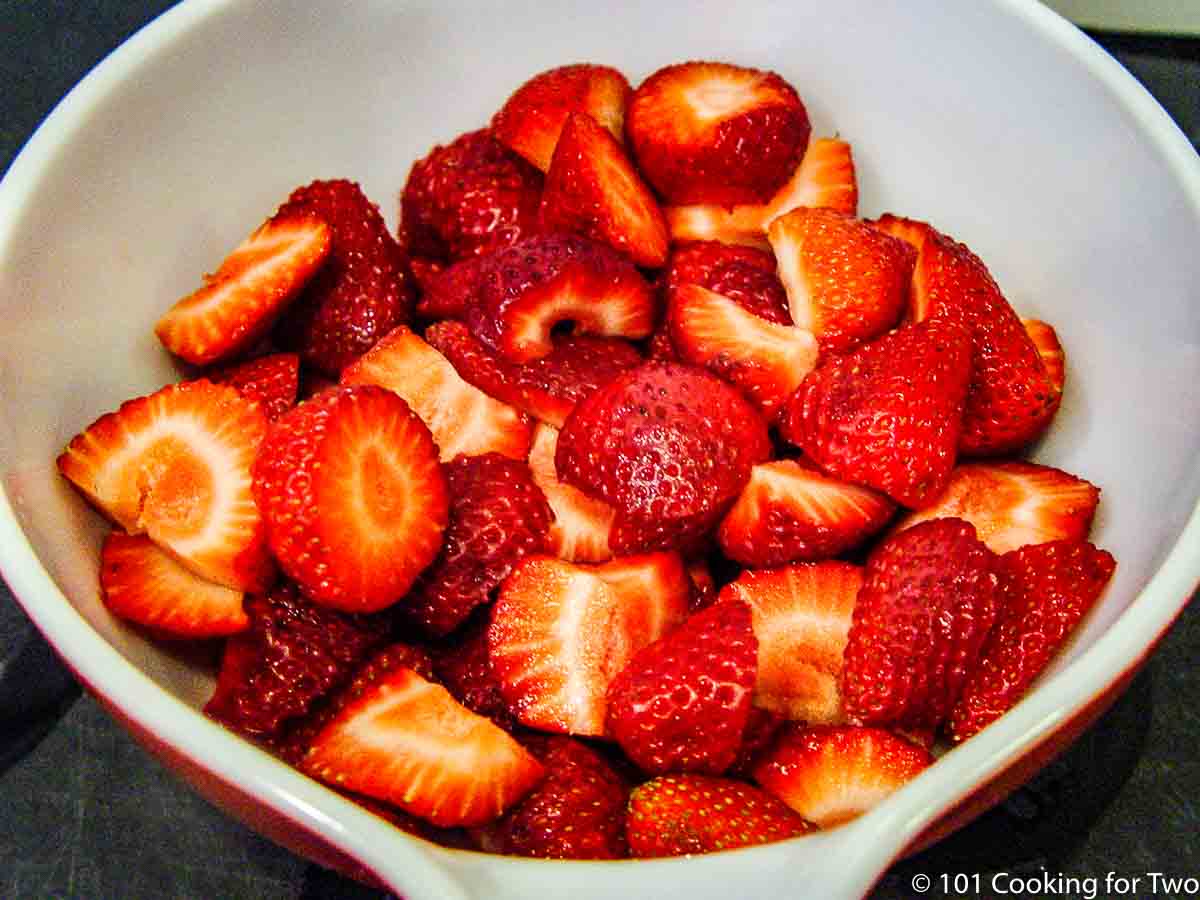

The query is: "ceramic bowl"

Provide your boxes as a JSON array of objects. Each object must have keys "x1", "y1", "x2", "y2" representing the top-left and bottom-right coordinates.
[{"x1": 1, "y1": 1, "x2": 1198, "y2": 898}]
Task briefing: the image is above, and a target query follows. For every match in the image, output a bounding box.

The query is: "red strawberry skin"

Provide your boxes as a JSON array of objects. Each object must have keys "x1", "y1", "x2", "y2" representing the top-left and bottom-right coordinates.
[
  {"x1": 205, "y1": 352, "x2": 300, "y2": 422},
  {"x1": 663, "y1": 241, "x2": 791, "y2": 325},
  {"x1": 433, "y1": 617, "x2": 519, "y2": 733}
]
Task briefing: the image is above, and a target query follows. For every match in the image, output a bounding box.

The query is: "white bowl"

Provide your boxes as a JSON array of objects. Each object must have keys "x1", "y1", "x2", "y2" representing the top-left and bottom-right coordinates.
[{"x1": 1, "y1": 1, "x2": 1198, "y2": 898}]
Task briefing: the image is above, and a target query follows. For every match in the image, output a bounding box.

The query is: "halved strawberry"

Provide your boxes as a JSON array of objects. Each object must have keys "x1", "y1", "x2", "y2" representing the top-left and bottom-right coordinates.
[
  {"x1": 592, "y1": 552, "x2": 693, "y2": 638},
  {"x1": 664, "y1": 241, "x2": 790, "y2": 323},
  {"x1": 1023, "y1": 317, "x2": 1066, "y2": 399},
  {"x1": 57, "y1": 379, "x2": 273, "y2": 591},
  {"x1": 251, "y1": 384, "x2": 449, "y2": 612},
  {"x1": 205, "y1": 352, "x2": 300, "y2": 422},
  {"x1": 627, "y1": 61, "x2": 811, "y2": 206},
  {"x1": 752, "y1": 724, "x2": 933, "y2": 828},
  {"x1": 527, "y1": 423, "x2": 616, "y2": 562},
  {"x1": 155, "y1": 212, "x2": 331, "y2": 366},
  {"x1": 341, "y1": 325, "x2": 533, "y2": 461}
]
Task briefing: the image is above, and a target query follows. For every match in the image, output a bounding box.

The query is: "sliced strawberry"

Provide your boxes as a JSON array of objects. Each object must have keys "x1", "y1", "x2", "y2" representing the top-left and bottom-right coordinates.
[
  {"x1": 252, "y1": 384, "x2": 449, "y2": 612},
  {"x1": 627, "y1": 61, "x2": 811, "y2": 206},
  {"x1": 721, "y1": 561, "x2": 862, "y2": 724},
  {"x1": 341, "y1": 325, "x2": 533, "y2": 461},
  {"x1": 626, "y1": 774, "x2": 812, "y2": 857},
  {"x1": 301, "y1": 666, "x2": 544, "y2": 827},
  {"x1": 889, "y1": 461, "x2": 1100, "y2": 554},
  {"x1": 949, "y1": 539, "x2": 1116, "y2": 742},
  {"x1": 541, "y1": 111, "x2": 669, "y2": 268},
  {"x1": 662, "y1": 241, "x2": 790, "y2": 325},
  {"x1": 527, "y1": 423, "x2": 616, "y2": 562},
  {"x1": 433, "y1": 617, "x2": 518, "y2": 733},
  {"x1": 155, "y1": 211, "x2": 331, "y2": 366},
  {"x1": 57, "y1": 379, "x2": 273, "y2": 591},
  {"x1": 753, "y1": 724, "x2": 933, "y2": 828},
  {"x1": 99, "y1": 532, "x2": 248, "y2": 638},
  {"x1": 841, "y1": 518, "x2": 999, "y2": 730},
  {"x1": 205, "y1": 352, "x2": 300, "y2": 422},
  {"x1": 718, "y1": 459, "x2": 896, "y2": 566},
  {"x1": 779, "y1": 318, "x2": 972, "y2": 508},
  {"x1": 1023, "y1": 317, "x2": 1066, "y2": 399}
]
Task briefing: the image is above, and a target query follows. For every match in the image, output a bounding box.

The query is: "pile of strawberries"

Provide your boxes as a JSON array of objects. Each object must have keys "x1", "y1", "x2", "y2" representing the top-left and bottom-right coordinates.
[{"x1": 57, "y1": 60, "x2": 1116, "y2": 859}]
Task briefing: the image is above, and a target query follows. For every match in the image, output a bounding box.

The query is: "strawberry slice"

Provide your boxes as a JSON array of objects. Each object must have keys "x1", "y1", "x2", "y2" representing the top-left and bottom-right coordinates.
[
  {"x1": 301, "y1": 666, "x2": 544, "y2": 827},
  {"x1": 717, "y1": 459, "x2": 896, "y2": 567},
  {"x1": 57, "y1": 379, "x2": 273, "y2": 591},
  {"x1": 949, "y1": 539, "x2": 1116, "y2": 742},
  {"x1": 155, "y1": 211, "x2": 331, "y2": 366},
  {"x1": 541, "y1": 111, "x2": 669, "y2": 268},
  {"x1": 527, "y1": 423, "x2": 616, "y2": 562},
  {"x1": 627, "y1": 61, "x2": 811, "y2": 206},
  {"x1": 1023, "y1": 317, "x2": 1066, "y2": 399},
  {"x1": 342, "y1": 325, "x2": 533, "y2": 462},
  {"x1": 626, "y1": 774, "x2": 812, "y2": 857},
  {"x1": 205, "y1": 352, "x2": 300, "y2": 422},
  {"x1": 720, "y1": 561, "x2": 862, "y2": 724},
  {"x1": 752, "y1": 724, "x2": 933, "y2": 828},
  {"x1": 433, "y1": 617, "x2": 519, "y2": 733},
  {"x1": 252, "y1": 384, "x2": 449, "y2": 612}
]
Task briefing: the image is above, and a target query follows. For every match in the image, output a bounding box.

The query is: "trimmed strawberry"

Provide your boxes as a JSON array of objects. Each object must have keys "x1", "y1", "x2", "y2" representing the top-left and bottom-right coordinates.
[
  {"x1": 541, "y1": 111, "x2": 669, "y2": 268},
  {"x1": 205, "y1": 352, "x2": 300, "y2": 421},
  {"x1": 662, "y1": 241, "x2": 790, "y2": 324},
  {"x1": 342, "y1": 325, "x2": 533, "y2": 461},
  {"x1": 779, "y1": 318, "x2": 972, "y2": 508},
  {"x1": 252, "y1": 384, "x2": 449, "y2": 612},
  {"x1": 155, "y1": 211, "x2": 331, "y2": 366},
  {"x1": 57, "y1": 379, "x2": 273, "y2": 591},
  {"x1": 721, "y1": 561, "x2": 862, "y2": 724},
  {"x1": 1023, "y1": 317, "x2": 1066, "y2": 399},
  {"x1": 889, "y1": 461, "x2": 1100, "y2": 554},
  {"x1": 769, "y1": 207, "x2": 916, "y2": 354},
  {"x1": 627, "y1": 61, "x2": 811, "y2": 206},
  {"x1": 301, "y1": 666, "x2": 544, "y2": 827},
  {"x1": 433, "y1": 617, "x2": 518, "y2": 733},
  {"x1": 626, "y1": 774, "x2": 812, "y2": 857},
  {"x1": 272, "y1": 180, "x2": 414, "y2": 375},
  {"x1": 527, "y1": 423, "x2": 616, "y2": 562},
  {"x1": 493, "y1": 64, "x2": 632, "y2": 172},
  {"x1": 718, "y1": 459, "x2": 896, "y2": 567},
  {"x1": 841, "y1": 518, "x2": 999, "y2": 730},
  {"x1": 949, "y1": 540, "x2": 1116, "y2": 742},
  {"x1": 753, "y1": 724, "x2": 933, "y2": 828}
]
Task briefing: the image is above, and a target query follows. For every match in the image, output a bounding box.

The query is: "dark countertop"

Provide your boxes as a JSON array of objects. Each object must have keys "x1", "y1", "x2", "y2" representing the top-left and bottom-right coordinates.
[{"x1": 1, "y1": 4, "x2": 1197, "y2": 898}]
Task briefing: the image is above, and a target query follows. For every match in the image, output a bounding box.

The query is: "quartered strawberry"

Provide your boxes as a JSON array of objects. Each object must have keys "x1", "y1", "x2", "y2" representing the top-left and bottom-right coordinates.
[
  {"x1": 527, "y1": 423, "x2": 616, "y2": 562},
  {"x1": 405, "y1": 453, "x2": 553, "y2": 636},
  {"x1": 425, "y1": 320, "x2": 643, "y2": 428},
  {"x1": 342, "y1": 325, "x2": 533, "y2": 461},
  {"x1": 252, "y1": 384, "x2": 449, "y2": 612},
  {"x1": 626, "y1": 774, "x2": 812, "y2": 857},
  {"x1": 433, "y1": 617, "x2": 518, "y2": 733},
  {"x1": 949, "y1": 539, "x2": 1116, "y2": 742},
  {"x1": 753, "y1": 724, "x2": 933, "y2": 828},
  {"x1": 1022, "y1": 317, "x2": 1066, "y2": 399},
  {"x1": 769, "y1": 207, "x2": 916, "y2": 354},
  {"x1": 889, "y1": 461, "x2": 1100, "y2": 554},
  {"x1": 155, "y1": 211, "x2": 331, "y2": 366},
  {"x1": 841, "y1": 518, "x2": 999, "y2": 731},
  {"x1": 301, "y1": 666, "x2": 544, "y2": 827},
  {"x1": 779, "y1": 318, "x2": 972, "y2": 508},
  {"x1": 57, "y1": 379, "x2": 273, "y2": 592},
  {"x1": 662, "y1": 241, "x2": 790, "y2": 325},
  {"x1": 626, "y1": 61, "x2": 811, "y2": 206},
  {"x1": 205, "y1": 352, "x2": 300, "y2": 422},
  {"x1": 100, "y1": 532, "x2": 249, "y2": 638},
  {"x1": 541, "y1": 111, "x2": 669, "y2": 268},
  {"x1": 720, "y1": 561, "x2": 862, "y2": 724},
  {"x1": 272, "y1": 179, "x2": 415, "y2": 375},
  {"x1": 717, "y1": 459, "x2": 896, "y2": 567}
]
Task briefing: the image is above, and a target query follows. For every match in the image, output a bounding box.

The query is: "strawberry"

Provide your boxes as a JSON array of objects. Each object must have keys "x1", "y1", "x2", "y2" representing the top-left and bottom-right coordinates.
[
  {"x1": 841, "y1": 518, "x2": 999, "y2": 730},
  {"x1": 556, "y1": 362, "x2": 772, "y2": 553},
  {"x1": 720, "y1": 561, "x2": 862, "y2": 724},
  {"x1": 99, "y1": 532, "x2": 248, "y2": 638},
  {"x1": 591, "y1": 552, "x2": 693, "y2": 637},
  {"x1": 717, "y1": 459, "x2": 896, "y2": 567},
  {"x1": 626, "y1": 774, "x2": 812, "y2": 857},
  {"x1": 414, "y1": 249, "x2": 481, "y2": 319},
  {"x1": 752, "y1": 724, "x2": 933, "y2": 828},
  {"x1": 492, "y1": 64, "x2": 632, "y2": 172},
  {"x1": 889, "y1": 461, "x2": 1100, "y2": 554},
  {"x1": 607, "y1": 599, "x2": 757, "y2": 775},
  {"x1": 425, "y1": 320, "x2": 643, "y2": 428},
  {"x1": 728, "y1": 707, "x2": 787, "y2": 777},
  {"x1": 433, "y1": 617, "x2": 518, "y2": 733},
  {"x1": 769, "y1": 207, "x2": 916, "y2": 354},
  {"x1": 155, "y1": 211, "x2": 331, "y2": 366},
  {"x1": 57, "y1": 379, "x2": 274, "y2": 592},
  {"x1": 779, "y1": 318, "x2": 972, "y2": 508},
  {"x1": 272, "y1": 180, "x2": 415, "y2": 375},
  {"x1": 949, "y1": 539, "x2": 1116, "y2": 742},
  {"x1": 663, "y1": 203, "x2": 771, "y2": 251},
  {"x1": 205, "y1": 352, "x2": 300, "y2": 421},
  {"x1": 874, "y1": 214, "x2": 1059, "y2": 455},
  {"x1": 341, "y1": 324, "x2": 533, "y2": 461},
  {"x1": 1023, "y1": 317, "x2": 1065, "y2": 399},
  {"x1": 626, "y1": 61, "x2": 811, "y2": 206},
  {"x1": 251, "y1": 384, "x2": 449, "y2": 612},
  {"x1": 662, "y1": 241, "x2": 790, "y2": 325},
  {"x1": 300, "y1": 666, "x2": 545, "y2": 827},
  {"x1": 405, "y1": 453, "x2": 553, "y2": 636},
  {"x1": 527, "y1": 423, "x2": 616, "y2": 562},
  {"x1": 685, "y1": 556, "x2": 717, "y2": 612},
  {"x1": 540, "y1": 111, "x2": 669, "y2": 267}
]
